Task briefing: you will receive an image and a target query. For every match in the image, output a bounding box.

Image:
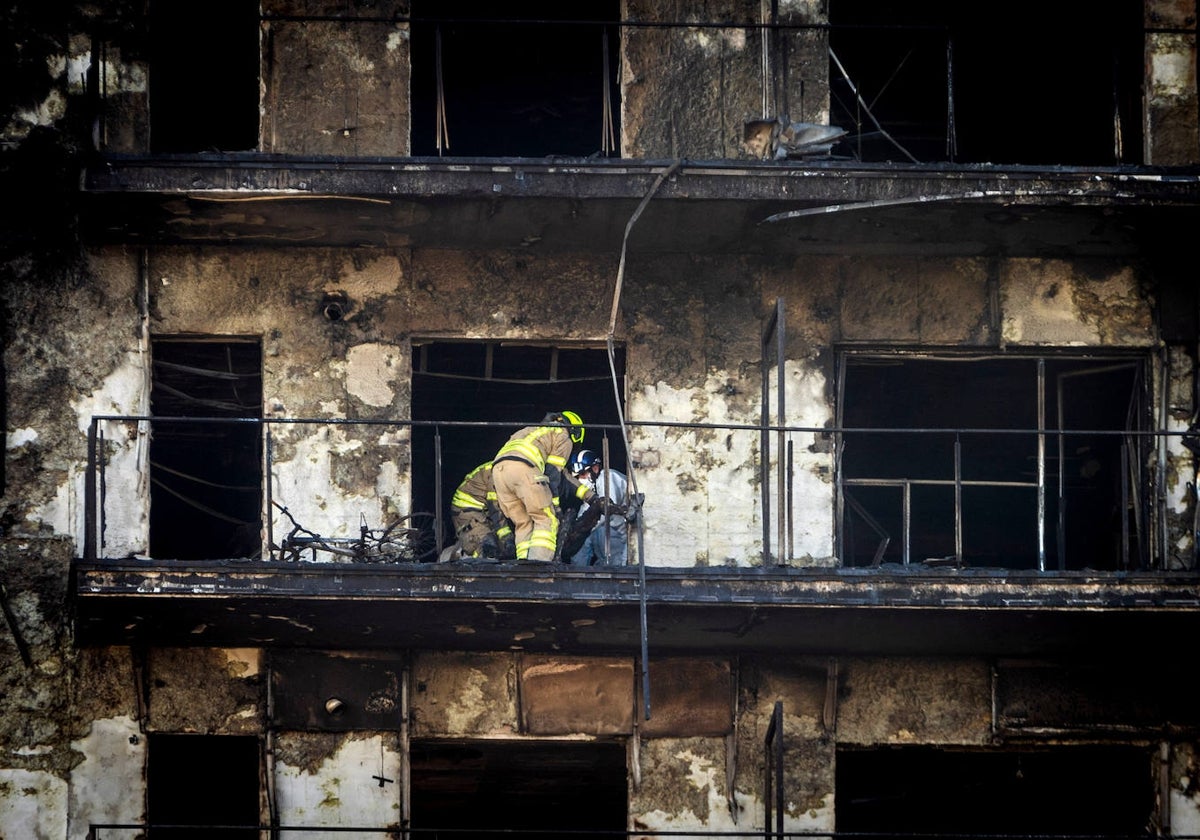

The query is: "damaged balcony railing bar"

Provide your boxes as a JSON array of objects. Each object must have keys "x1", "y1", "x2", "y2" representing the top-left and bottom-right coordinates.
[
  {"x1": 85, "y1": 414, "x2": 1192, "y2": 569},
  {"x1": 86, "y1": 824, "x2": 1192, "y2": 839}
]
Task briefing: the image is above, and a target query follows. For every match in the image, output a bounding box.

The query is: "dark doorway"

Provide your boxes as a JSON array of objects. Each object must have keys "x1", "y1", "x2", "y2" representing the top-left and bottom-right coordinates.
[
  {"x1": 837, "y1": 746, "x2": 1154, "y2": 835},
  {"x1": 149, "y1": 0, "x2": 259, "y2": 152},
  {"x1": 411, "y1": 739, "x2": 627, "y2": 839},
  {"x1": 410, "y1": 1, "x2": 621, "y2": 157},
  {"x1": 150, "y1": 338, "x2": 263, "y2": 560},
  {"x1": 829, "y1": 0, "x2": 1144, "y2": 165},
  {"x1": 839, "y1": 353, "x2": 1148, "y2": 570},
  {"x1": 148, "y1": 734, "x2": 260, "y2": 838},
  {"x1": 411, "y1": 341, "x2": 625, "y2": 551}
]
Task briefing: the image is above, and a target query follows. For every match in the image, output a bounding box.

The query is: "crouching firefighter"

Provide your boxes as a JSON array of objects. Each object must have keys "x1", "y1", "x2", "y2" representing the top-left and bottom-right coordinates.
[
  {"x1": 491, "y1": 410, "x2": 601, "y2": 563},
  {"x1": 449, "y1": 461, "x2": 515, "y2": 560}
]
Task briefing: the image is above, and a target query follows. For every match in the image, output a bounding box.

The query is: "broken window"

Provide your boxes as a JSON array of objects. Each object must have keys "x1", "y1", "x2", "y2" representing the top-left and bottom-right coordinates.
[
  {"x1": 410, "y1": 739, "x2": 627, "y2": 838},
  {"x1": 410, "y1": 341, "x2": 625, "y2": 548},
  {"x1": 150, "y1": 338, "x2": 263, "y2": 560},
  {"x1": 148, "y1": 734, "x2": 260, "y2": 838},
  {"x1": 828, "y1": 0, "x2": 1143, "y2": 165},
  {"x1": 838, "y1": 352, "x2": 1149, "y2": 571},
  {"x1": 409, "y1": 1, "x2": 621, "y2": 157},
  {"x1": 149, "y1": 0, "x2": 260, "y2": 152},
  {"x1": 836, "y1": 746, "x2": 1154, "y2": 835}
]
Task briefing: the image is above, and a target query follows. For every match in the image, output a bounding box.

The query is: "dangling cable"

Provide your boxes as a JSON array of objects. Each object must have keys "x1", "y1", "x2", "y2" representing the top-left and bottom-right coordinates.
[
  {"x1": 605, "y1": 158, "x2": 681, "y2": 721},
  {"x1": 435, "y1": 26, "x2": 449, "y2": 154},
  {"x1": 605, "y1": 158, "x2": 683, "y2": 499}
]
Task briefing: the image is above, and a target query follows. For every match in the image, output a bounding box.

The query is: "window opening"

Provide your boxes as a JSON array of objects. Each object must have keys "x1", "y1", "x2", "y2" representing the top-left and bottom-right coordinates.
[
  {"x1": 410, "y1": 739, "x2": 627, "y2": 839},
  {"x1": 838, "y1": 353, "x2": 1147, "y2": 571},
  {"x1": 829, "y1": 0, "x2": 1143, "y2": 165},
  {"x1": 836, "y1": 746, "x2": 1154, "y2": 835},
  {"x1": 150, "y1": 338, "x2": 262, "y2": 560},
  {"x1": 148, "y1": 734, "x2": 260, "y2": 838},
  {"x1": 149, "y1": 0, "x2": 259, "y2": 152},
  {"x1": 410, "y1": 2, "x2": 621, "y2": 157},
  {"x1": 411, "y1": 341, "x2": 625, "y2": 551}
]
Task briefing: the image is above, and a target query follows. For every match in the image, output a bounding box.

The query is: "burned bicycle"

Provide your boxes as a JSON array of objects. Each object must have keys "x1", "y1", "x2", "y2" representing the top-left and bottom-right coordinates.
[{"x1": 271, "y1": 503, "x2": 437, "y2": 564}]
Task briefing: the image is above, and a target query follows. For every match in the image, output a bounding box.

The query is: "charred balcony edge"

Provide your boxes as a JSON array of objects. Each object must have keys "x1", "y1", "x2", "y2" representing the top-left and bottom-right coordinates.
[
  {"x1": 79, "y1": 155, "x2": 1200, "y2": 253},
  {"x1": 85, "y1": 155, "x2": 1200, "y2": 205},
  {"x1": 71, "y1": 559, "x2": 1200, "y2": 656}
]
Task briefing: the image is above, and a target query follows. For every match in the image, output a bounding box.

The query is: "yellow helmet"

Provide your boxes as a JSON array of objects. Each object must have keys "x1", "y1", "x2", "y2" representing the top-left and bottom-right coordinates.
[{"x1": 560, "y1": 410, "x2": 585, "y2": 444}]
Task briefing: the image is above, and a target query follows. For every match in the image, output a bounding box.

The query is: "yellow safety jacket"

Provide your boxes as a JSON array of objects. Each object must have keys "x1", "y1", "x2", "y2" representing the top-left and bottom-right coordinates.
[
  {"x1": 451, "y1": 462, "x2": 496, "y2": 511},
  {"x1": 495, "y1": 425, "x2": 593, "y2": 504}
]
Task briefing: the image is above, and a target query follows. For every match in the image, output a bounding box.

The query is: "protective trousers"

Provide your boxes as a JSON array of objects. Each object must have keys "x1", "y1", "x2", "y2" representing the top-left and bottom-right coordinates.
[
  {"x1": 493, "y1": 459, "x2": 558, "y2": 561},
  {"x1": 450, "y1": 508, "x2": 492, "y2": 557}
]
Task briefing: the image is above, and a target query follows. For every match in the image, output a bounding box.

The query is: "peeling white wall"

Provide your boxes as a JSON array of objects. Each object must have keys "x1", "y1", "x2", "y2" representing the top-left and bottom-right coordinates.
[
  {"x1": 274, "y1": 734, "x2": 402, "y2": 834},
  {"x1": 0, "y1": 768, "x2": 68, "y2": 840},
  {"x1": 629, "y1": 377, "x2": 763, "y2": 567},
  {"x1": 67, "y1": 716, "x2": 146, "y2": 840},
  {"x1": 77, "y1": 360, "x2": 152, "y2": 558},
  {"x1": 270, "y1": 424, "x2": 411, "y2": 542}
]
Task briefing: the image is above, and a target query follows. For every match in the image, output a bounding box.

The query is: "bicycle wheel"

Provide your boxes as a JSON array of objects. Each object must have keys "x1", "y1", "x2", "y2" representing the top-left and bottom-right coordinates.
[{"x1": 368, "y1": 513, "x2": 439, "y2": 563}]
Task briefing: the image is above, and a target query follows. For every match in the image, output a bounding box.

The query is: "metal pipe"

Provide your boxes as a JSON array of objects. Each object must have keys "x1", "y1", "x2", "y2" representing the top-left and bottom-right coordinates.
[
  {"x1": 434, "y1": 427, "x2": 444, "y2": 556},
  {"x1": 400, "y1": 665, "x2": 411, "y2": 832},
  {"x1": 902, "y1": 479, "x2": 911, "y2": 566},
  {"x1": 1038, "y1": 357, "x2": 1046, "y2": 571},
  {"x1": 1158, "y1": 352, "x2": 1170, "y2": 567},
  {"x1": 775, "y1": 300, "x2": 786, "y2": 566},
  {"x1": 786, "y1": 438, "x2": 793, "y2": 561}
]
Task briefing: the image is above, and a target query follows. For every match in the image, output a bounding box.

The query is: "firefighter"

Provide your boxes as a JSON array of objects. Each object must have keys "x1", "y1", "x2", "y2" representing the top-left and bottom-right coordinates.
[
  {"x1": 491, "y1": 410, "x2": 601, "y2": 563},
  {"x1": 564, "y1": 449, "x2": 631, "y2": 567},
  {"x1": 448, "y1": 461, "x2": 514, "y2": 560}
]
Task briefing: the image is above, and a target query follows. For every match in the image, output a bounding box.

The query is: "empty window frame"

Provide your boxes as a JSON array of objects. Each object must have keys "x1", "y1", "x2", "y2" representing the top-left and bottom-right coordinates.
[
  {"x1": 828, "y1": 0, "x2": 1143, "y2": 165},
  {"x1": 410, "y1": 341, "x2": 625, "y2": 548},
  {"x1": 150, "y1": 338, "x2": 263, "y2": 560},
  {"x1": 148, "y1": 734, "x2": 261, "y2": 838},
  {"x1": 149, "y1": 0, "x2": 260, "y2": 152},
  {"x1": 409, "y1": 1, "x2": 621, "y2": 157},
  {"x1": 837, "y1": 352, "x2": 1149, "y2": 571},
  {"x1": 410, "y1": 739, "x2": 627, "y2": 838},
  {"x1": 836, "y1": 746, "x2": 1154, "y2": 835}
]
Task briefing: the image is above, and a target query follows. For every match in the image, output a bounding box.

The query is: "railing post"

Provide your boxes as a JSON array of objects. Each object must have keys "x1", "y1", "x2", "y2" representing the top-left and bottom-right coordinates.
[
  {"x1": 764, "y1": 700, "x2": 784, "y2": 840},
  {"x1": 265, "y1": 422, "x2": 273, "y2": 558},
  {"x1": 85, "y1": 417, "x2": 98, "y2": 561}
]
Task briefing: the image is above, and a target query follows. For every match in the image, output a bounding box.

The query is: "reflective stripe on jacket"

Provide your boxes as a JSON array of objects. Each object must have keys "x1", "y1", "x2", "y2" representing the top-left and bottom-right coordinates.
[
  {"x1": 495, "y1": 425, "x2": 572, "y2": 474},
  {"x1": 451, "y1": 461, "x2": 496, "y2": 511}
]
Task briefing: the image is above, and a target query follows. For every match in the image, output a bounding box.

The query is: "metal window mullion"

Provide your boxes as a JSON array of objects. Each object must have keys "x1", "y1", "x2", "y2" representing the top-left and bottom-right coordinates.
[
  {"x1": 1056, "y1": 361, "x2": 1066, "y2": 570},
  {"x1": 954, "y1": 432, "x2": 962, "y2": 564}
]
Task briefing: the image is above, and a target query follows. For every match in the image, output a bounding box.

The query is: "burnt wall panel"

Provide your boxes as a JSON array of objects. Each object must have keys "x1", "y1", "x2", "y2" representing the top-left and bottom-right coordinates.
[
  {"x1": 263, "y1": 0, "x2": 410, "y2": 156},
  {"x1": 146, "y1": 648, "x2": 263, "y2": 734},
  {"x1": 996, "y1": 660, "x2": 1200, "y2": 734},
  {"x1": 641, "y1": 658, "x2": 733, "y2": 737},
  {"x1": 837, "y1": 657, "x2": 992, "y2": 746},
  {"x1": 519, "y1": 655, "x2": 634, "y2": 735},
  {"x1": 410, "y1": 651, "x2": 517, "y2": 737},
  {"x1": 270, "y1": 650, "x2": 404, "y2": 731}
]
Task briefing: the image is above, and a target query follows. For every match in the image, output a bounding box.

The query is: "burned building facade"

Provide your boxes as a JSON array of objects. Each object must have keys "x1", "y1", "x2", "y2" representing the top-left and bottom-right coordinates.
[{"x1": 2, "y1": 0, "x2": 1200, "y2": 837}]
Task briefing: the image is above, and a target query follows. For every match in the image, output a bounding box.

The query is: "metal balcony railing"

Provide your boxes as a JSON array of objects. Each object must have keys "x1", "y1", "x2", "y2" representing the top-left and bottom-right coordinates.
[
  {"x1": 84, "y1": 824, "x2": 1198, "y2": 839},
  {"x1": 83, "y1": 414, "x2": 1197, "y2": 572}
]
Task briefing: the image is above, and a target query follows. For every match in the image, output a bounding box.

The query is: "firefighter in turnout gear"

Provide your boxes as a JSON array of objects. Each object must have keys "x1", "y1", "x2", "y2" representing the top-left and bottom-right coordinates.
[
  {"x1": 491, "y1": 410, "x2": 600, "y2": 563},
  {"x1": 449, "y1": 461, "x2": 514, "y2": 559}
]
